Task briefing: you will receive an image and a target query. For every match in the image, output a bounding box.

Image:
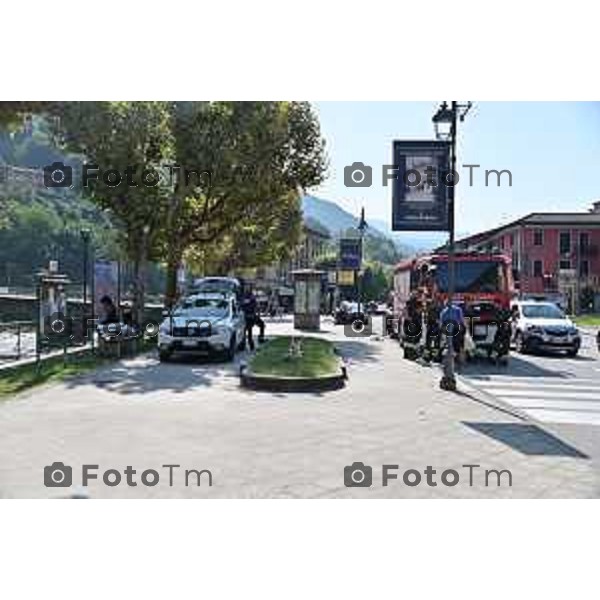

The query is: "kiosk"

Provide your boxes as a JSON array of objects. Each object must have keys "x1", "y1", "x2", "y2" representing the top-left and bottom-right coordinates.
[{"x1": 293, "y1": 269, "x2": 323, "y2": 331}]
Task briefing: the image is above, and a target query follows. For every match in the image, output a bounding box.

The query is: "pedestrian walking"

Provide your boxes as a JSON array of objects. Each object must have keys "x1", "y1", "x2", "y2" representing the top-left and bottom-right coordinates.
[{"x1": 440, "y1": 300, "x2": 465, "y2": 361}]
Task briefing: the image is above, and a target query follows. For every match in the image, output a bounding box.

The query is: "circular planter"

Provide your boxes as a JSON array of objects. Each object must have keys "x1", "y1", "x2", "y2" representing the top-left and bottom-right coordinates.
[{"x1": 240, "y1": 362, "x2": 347, "y2": 393}]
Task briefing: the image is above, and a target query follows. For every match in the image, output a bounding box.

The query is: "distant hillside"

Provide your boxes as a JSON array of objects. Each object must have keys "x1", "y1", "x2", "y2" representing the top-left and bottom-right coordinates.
[
  {"x1": 301, "y1": 194, "x2": 403, "y2": 264},
  {"x1": 368, "y1": 217, "x2": 449, "y2": 252},
  {"x1": 302, "y1": 195, "x2": 363, "y2": 234}
]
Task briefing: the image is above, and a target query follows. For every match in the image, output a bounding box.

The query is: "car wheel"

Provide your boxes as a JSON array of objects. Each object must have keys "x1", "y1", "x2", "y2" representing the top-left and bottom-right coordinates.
[
  {"x1": 566, "y1": 347, "x2": 579, "y2": 357},
  {"x1": 237, "y1": 335, "x2": 246, "y2": 351},
  {"x1": 515, "y1": 332, "x2": 527, "y2": 354},
  {"x1": 225, "y1": 335, "x2": 236, "y2": 361}
]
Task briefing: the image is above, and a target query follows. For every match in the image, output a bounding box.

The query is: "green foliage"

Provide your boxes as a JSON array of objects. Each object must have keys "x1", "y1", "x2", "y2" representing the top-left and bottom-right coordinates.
[
  {"x1": 161, "y1": 101, "x2": 327, "y2": 300},
  {"x1": 249, "y1": 336, "x2": 339, "y2": 378},
  {"x1": 54, "y1": 102, "x2": 174, "y2": 317},
  {"x1": 1, "y1": 102, "x2": 328, "y2": 308},
  {"x1": 195, "y1": 190, "x2": 303, "y2": 274},
  {"x1": 361, "y1": 263, "x2": 392, "y2": 302},
  {"x1": 0, "y1": 102, "x2": 53, "y2": 128}
]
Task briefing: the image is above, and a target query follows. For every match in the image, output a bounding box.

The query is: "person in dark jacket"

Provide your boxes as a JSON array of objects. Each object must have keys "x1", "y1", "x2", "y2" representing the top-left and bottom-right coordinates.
[
  {"x1": 99, "y1": 295, "x2": 119, "y2": 324},
  {"x1": 241, "y1": 287, "x2": 265, "y2": 350}
]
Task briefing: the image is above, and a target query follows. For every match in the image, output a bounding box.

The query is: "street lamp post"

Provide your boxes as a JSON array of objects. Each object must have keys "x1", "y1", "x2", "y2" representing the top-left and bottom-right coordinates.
[
  {"x1": 357, "y1": 207, "x2": 367, "y2": 317},
  {"x1": 432, "y1": 101, "x2": 472, "y2": 391},
  {"x1": 80, "y1": 228, "x2": 91, "y2": 310}
]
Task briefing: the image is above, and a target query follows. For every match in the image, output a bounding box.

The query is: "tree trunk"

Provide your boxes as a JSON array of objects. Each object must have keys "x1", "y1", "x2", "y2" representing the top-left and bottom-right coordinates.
[
  {"x1": 132, "y1": 248, "x2": 146, "y2": 327},
  {"x1": 165, "y1": 253, "x2": 180, "y2": 309}
]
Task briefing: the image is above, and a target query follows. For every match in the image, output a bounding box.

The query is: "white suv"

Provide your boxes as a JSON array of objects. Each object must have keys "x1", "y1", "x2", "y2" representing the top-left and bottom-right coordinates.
[
  {"x1": 158, "y1": 293, "x2": 246, "y2": 362},
  {"x1": 511, "y1": 300, "x2": 581, "y2": 356}
]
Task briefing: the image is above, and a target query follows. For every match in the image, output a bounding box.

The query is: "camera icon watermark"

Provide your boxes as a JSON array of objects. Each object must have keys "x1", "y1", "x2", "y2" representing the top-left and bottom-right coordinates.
[
  {"x1": 344, "y1": 462, "x2": 373, "y2": 487},
  {"x1": 344, "y1": 162, "x2": 372, "y2": 187},
  {"x1": 343, "y1": 317, "x2": 372, "y2": 338},
  {"x1": 44, "y1": 462, "x2": 73, "y2": 487},
  {"x1": 43, "y1": 161, "x2": 73, "y2": 188},
  {"x1": 42, "y1": 312, "x2": 75, "y2": 343}
]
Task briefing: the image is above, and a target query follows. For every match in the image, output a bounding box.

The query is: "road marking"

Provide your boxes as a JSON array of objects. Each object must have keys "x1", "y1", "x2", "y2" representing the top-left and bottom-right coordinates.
[
  {"x1": 461, "y1": 371, "x2": 600, "y2": 426},
  {"x1": 505, "y1": 398, "x2": 600, "y2": 411},
  {"x1": 483, "y1": 382, "x2": 600, "y2": 393},
  {"x1": 491, "y1": 390, "x2": 600, "y2": 400},
  {"x1": 524, "y1": 409, "x2": 600, "y2": 426}
]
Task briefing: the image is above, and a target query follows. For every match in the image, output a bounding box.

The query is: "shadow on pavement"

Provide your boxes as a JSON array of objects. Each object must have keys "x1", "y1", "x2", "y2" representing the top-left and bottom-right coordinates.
[
  {"x1": 333, "y1": 339, "x2": 383, "y2": 365},
  {"x1": 463, "y1": 422, "x2": 589, "y2": 458},
  {"x1": 459, "y1": 355, "x2": 583, "y2": 379},
  {"x1": 64, "y1": 351, "x2": 245, "y2": 396}
]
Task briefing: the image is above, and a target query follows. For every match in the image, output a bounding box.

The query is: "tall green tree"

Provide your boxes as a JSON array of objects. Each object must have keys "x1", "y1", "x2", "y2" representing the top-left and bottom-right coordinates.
[
  {"x1": 192, "y1": 189, "x2": 303, "y2": 274},
  {"x1": 161, "y1": 101, "x2": 327, "y2": 304},
  {"x1": 56, "y1": 101, "x2": 173, "y2": 321}
]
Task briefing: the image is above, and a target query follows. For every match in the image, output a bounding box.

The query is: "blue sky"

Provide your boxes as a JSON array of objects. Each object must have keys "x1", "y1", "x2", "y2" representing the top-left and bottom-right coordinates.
[{"x1": 312, "y1": 101, "x2": 600, "y2": 237}]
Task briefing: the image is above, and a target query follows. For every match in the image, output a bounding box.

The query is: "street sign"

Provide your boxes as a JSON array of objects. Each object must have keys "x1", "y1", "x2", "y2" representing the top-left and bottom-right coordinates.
[
  {"x1": 337, "y1": 270, "x2": 356, "y2": 286},
  {"x1": 339, "y1": 238, "x2": 362, "y2": 270},
  {"x1": 391, "y1": 140, "x2": 450, "y2": 231}
]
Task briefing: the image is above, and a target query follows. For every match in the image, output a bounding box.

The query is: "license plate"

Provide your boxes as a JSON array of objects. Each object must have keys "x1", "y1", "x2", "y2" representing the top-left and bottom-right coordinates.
[
  {"x1": 474, "y1": 325, "x2": 488, "y2": 337},
  {"x1": 182, "y1": 339, "x2": 198, "y2": 348}
]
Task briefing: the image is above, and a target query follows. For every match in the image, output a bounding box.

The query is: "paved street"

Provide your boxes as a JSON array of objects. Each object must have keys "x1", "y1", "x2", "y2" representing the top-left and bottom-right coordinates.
[
  {"x1": 0, "y1": 316, "x2": 598, "y2": 498},
  {"x1": 459, "y1": 331, "x2": 600, "y2": 426},
  {"x1": 457, "y1": 329, "x2": 600, "y2": 468}
]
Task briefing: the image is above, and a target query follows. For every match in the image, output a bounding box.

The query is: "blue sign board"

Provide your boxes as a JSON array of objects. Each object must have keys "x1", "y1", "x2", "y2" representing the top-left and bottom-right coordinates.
[{"x1": 339, "y1": 238, "x2": 362, "y2": 270}]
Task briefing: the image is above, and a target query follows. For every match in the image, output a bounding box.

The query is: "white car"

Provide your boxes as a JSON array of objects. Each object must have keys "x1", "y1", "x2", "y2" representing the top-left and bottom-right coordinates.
[
  {"x1": 158, "y1": 293, "x2": 246, "y2": 362},
  {"x1": 511, "y1": 300, "x2": 581, "y2": 356}
]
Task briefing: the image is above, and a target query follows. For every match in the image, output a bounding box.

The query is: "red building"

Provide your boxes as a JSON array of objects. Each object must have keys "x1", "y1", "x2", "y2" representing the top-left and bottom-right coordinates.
[{"x1": 454, "y1": 202, "x2": 600, "y2": 313}]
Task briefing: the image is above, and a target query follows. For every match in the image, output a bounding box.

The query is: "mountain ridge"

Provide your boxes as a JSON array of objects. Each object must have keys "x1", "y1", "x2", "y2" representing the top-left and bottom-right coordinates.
[{"x1": 302, "y1": 194, "x2": 449, "y2": 253}]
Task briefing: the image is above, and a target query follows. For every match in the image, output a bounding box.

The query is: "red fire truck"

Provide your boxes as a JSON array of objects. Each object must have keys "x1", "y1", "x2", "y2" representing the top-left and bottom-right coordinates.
[{"x1": 392, "y1": 251, "x2": 515, "y2": 361}]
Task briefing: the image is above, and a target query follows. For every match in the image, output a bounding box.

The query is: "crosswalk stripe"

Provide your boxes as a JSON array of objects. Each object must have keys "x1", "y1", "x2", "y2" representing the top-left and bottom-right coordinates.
[
  {"x1": 460, "y1": 373, "x2": 600, "y2": 426},
  {"x1": 484, "y1": 383, "x2": 600, "y2": 392},
  {"x1": 467, "y1": 377, "x2": 600, "y2": 385},
  {"x1": 523, "y1": 409, "x2": 600, "y2": 426},
  {"x1": 501, "y1": 398, "x2": 600, "y2": 411},
  {"x1": 492, "y1": 390, "x2": 600, "y2": 400}
]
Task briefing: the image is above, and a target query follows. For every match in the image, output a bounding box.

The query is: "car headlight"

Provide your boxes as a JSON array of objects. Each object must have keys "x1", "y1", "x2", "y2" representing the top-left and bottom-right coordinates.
[
  {"x1": 568, "y1": 326, "x2": 579, "y2": 335},
  {"x1": 214, "y1": 325, "x2": 229, "y2": 336},
  {"x1": 526, "y1": 325, "x2": 543, "y2": 334}
]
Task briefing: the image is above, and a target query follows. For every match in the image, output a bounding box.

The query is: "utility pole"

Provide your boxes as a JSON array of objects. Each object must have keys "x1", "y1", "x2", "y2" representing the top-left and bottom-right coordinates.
[
  {"x1": 432, "y1": 101, "x2": 472, "y2": 391},
  {"x1": 81, "y1": 229, "x2": 90, "y2": 309}
]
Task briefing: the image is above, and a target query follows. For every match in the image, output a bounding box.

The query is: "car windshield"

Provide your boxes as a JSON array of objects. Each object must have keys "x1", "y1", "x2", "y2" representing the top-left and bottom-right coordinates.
[
  {"x1": 193, "y1": 279, "x2": 238, "y2": 295},
  {"x1": 435, "y1": 260, "x2": 502, "y2": 293},
  {"x1": 521, "y1": 304, "x2": 565, "y2": 319},
  {"x1": 175, "y1": 298, "x2": 229, "y2": 318}
]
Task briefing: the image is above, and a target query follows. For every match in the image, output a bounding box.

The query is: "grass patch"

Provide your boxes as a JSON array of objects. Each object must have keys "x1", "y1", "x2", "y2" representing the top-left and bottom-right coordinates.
[
  {"x1": 0, "y1": 336, "x2": 158, "y2": 400},
  {"x1": 574, "y1": 314, "x2": 600, "y2": 327},
  {"x1": 0, "y1": 352, "x2": 110, "y2": 399},
  {"x1": 249, "y1": 336, "x2": 339, "y2": 378}
]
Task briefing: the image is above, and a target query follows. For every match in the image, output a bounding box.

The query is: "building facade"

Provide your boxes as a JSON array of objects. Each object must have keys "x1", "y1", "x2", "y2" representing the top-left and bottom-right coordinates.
[
  {"x1": 254, "y1": 219, "x2": 331, "y2": 288},
  {"x1": 454, "y1": 202, "x2": 600, "y2": 312}
]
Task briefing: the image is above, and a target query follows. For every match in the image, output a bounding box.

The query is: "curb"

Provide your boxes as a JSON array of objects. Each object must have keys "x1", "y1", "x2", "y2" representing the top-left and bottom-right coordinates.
[{"x1": 239, "y1": 362, "x2": 347, "y2": 393}]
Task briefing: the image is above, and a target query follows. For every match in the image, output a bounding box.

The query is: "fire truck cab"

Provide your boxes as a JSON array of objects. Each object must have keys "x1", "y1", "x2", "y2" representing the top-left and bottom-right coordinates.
[{"x1": 392, "y1": 251, "x2": 515, "y2": 361}]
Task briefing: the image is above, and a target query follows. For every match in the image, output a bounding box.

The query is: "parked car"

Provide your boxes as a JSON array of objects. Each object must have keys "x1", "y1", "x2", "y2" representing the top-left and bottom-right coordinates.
[
  {"x1": 334, "y1": 301, "x2": 365, "y2": 325},
  {"x1": 158, "y1": 292, "x2": 246, "y2": 362},
  {"x1": 189, "y1": 277, "x2": 242, "y2": 299},
  {"x1": 511, "y1": 300, "x2": 581, "y2": 356}
]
